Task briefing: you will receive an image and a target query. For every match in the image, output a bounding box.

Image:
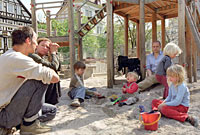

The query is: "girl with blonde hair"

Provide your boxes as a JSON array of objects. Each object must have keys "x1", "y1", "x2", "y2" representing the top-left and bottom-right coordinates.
[
  {"x1": 152, "y1": 65, "x2": 198, "y2": 127},
  {"x1": 155, "y1": 42, "x2": 182, "y2": 99}
]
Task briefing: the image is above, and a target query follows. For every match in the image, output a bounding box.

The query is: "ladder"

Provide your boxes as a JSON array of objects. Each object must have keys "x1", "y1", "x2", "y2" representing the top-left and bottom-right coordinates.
[{"x1": 77, "y1": 4, "x2": 107, "y2": 37}]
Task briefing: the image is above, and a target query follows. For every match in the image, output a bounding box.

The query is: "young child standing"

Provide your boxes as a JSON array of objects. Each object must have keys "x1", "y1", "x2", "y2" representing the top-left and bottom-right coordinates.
[
  {"x1": 155, "y1": 43, "x2": 182, "y2": 99},
  {"x1": 152, "y1": 65, "x2": 199, "y2": 127},
  {"x1": 118, "y1": 72, "x2": 139, "y2": 106},
  {"x1": 68, "y1": 61, "x2": 100, "y2": 107}
]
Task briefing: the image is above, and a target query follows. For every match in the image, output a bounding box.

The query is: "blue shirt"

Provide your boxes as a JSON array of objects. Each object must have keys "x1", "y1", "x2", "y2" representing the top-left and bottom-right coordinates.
[
  {"x1": 165, "y1": 83, "x2": 190, "y2": 107},
  {"x1": 146, "y1": 51, "x2": 163, "y2": 73}
]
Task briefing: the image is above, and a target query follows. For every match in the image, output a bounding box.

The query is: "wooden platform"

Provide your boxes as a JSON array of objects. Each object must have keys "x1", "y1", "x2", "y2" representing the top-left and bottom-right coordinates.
[{"x1": 114, "y1": 0, "x2": 178, "y2": 22}]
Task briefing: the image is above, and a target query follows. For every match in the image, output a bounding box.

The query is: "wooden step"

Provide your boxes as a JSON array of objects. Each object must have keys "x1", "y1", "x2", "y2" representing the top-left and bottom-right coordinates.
[
  {"x1": 102, "y1": 3, "x2": 106, "y2": 12},
  {"x1": 78, "y1": 30, "x2": 85, "y2": 37},
  {"x1": 91, "y1": 17, "x2": 98, "y2": 25}
]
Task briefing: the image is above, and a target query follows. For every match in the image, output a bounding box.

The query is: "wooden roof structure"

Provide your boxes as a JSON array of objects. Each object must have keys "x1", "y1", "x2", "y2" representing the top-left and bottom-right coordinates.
[{"x1": 113, "y1": 0, "x2": 178, "y2": 22}]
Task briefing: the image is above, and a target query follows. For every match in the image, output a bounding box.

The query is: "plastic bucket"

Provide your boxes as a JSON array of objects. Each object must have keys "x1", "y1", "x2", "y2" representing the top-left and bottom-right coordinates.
[{"x1": 139, "y1": 112, "x2": 161, "y2": 131}]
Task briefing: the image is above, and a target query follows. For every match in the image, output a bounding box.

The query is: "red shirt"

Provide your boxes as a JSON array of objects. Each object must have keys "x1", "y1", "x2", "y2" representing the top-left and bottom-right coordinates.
[{"x1": 122, "y1": 82, "x2": 138, "y2": 94}]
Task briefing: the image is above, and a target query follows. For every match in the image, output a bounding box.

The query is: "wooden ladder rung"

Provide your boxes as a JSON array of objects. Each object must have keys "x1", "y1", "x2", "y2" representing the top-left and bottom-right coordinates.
[
  {"x1": 78, "y1": 31, "x2": 85, "y2": 37},
  {"x1": 102, "y1": 3, "x2": 106, "y2": 12},
  {"x1": 84, "y1": 24, "x2": 91, "y2": 31},
  {"x1": 90, "y1": 17, "x2": 97, "y2": 25}
]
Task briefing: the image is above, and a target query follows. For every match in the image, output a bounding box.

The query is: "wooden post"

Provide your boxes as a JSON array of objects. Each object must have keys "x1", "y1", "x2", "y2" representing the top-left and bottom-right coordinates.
[
  {"x1": 139, "y1": 0, "x2": 146, "y2": 78},
  {"x1": 31, "y1": 0, "x2": 38, "y2": 34},
  {"x1": 46, "y1": 10, "x2": 51, "y2": 37},
  {"x1": 152, "y1": 12, "x2": 157, "y2": 43},
  {"x1": 178, "y1": 0, "x2": 186, "y2": 65},
  {"x1": 185, "y1": 20, "x2": 192, "y2": 83},
  {"x1": 139, "y1": 0, "x2": 146, "y2": 80},
  {"x1": 136, "y1": 22, "x2": 140, "y2": 58},
  {"x1": 106, "y1": 0, "x2": 114, "y2": 88},
  {"x1": 192, "y1": 39, "x2": 197, "y2": 82},
  {"x1": 68, "y1": 0, "x2": 75, "y2": 77},
  {"x1": 124, "y1": 16, "x2": 129, "y2": 56},
  {"x1": 77, "y1": 10, "x2": 83, "y2": 61},
  {"x1": 161, "y1": 19, "x2": 166, "y2": 50}
]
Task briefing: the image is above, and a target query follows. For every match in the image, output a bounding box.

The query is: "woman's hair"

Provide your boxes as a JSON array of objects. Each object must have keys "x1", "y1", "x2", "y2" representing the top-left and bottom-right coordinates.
[
  {"x1": 167, "y1": 64, "x2": 186, "y2": 86},
  {"x1": 127, "y1": 71, "x2": 139, "y2": 81},
  {"x1": 37, "y1": 38, "x2": 52, "y2": 45},
  {"x1": 74, "y1": 61, "x2": 86, "y2": 70},
  {"x1": 163, "y1": 43, "x2": 182, "y2": 56}
]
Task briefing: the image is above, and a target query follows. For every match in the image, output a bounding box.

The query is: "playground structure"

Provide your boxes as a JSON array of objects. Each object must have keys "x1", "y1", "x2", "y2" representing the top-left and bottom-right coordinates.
[{"x1": 30, "y1": 0, "x2": 200, "y2": 88}]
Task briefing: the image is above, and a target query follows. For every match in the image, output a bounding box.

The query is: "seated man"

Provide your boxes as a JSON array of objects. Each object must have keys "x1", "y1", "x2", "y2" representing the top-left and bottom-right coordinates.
[
  {"x1": 138, "y1": 41, "x2": 164, "y2": 92},
  {"x1": 0, "y1": 26, "x2": 59, "y2": 135}
]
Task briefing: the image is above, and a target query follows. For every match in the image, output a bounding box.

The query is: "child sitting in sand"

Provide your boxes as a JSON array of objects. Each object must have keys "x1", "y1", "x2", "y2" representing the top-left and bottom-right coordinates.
[
  {"x1": 68, "y1": 61, "x2": 101, "y2": 107},
  {"x1": 155, "y1": 43, "x2": 182, "y2": 99},
  {"x1": 152, "y1": 65, "x2": 199, "y2": 127},
  {"x1": 118, "y1": 72, "x2": 139, "y2": 107}
]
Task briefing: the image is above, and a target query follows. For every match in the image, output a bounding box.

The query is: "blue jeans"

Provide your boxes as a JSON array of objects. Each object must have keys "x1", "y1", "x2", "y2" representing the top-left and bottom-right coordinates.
[{"x1": 68, "y1": 87, "x2": 86, "y2": 102}]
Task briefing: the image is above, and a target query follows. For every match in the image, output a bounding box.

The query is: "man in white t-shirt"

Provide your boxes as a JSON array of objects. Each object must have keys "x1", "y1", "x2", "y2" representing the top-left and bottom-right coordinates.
[{"x1": 0, "y1": 27, "x2": 59, "y2": 135}]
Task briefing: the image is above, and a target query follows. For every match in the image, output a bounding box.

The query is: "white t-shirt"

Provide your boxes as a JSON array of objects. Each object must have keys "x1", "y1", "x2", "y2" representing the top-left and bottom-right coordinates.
[{"x1": 0, "y1": 49, "x2": 54, "y2": 110}]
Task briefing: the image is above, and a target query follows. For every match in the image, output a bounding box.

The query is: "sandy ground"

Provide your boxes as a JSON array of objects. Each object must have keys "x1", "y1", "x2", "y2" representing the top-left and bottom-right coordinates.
[{"x1": 38, "y1": 76, "x2": 200, "y2": 135}]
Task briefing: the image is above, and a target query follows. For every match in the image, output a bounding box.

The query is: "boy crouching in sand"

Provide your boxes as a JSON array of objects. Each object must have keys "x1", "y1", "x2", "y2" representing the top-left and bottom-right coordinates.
[
  {"x1": 152, "y1": 65, "x2": 199, "y2": 127},
  {"x1": 68, "y1": 61, "x2": 100, "y2": 107},
  {"x1": 118, "y1": 72, "x2": 139, "y2": 107}
]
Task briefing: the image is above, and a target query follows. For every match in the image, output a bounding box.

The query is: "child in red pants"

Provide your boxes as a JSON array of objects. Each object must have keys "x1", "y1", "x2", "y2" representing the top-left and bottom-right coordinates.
[
  {"x1": 155, "y1": 43, "x2": 182, "y2": 99},
  {"x1": 152, "y1": 65, "x2": 198, "y2": 127}
]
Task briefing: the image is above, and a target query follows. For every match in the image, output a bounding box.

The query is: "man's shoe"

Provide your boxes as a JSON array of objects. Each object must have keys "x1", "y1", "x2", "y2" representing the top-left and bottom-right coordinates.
[
  {"x1": 0, "y1": 127, "x2": 15, "y2": 135},
  {"x1": 20, "y1": 120, "x2": 51, "y2": 135},
  {"x1": 70, "y1": 99, "x2": 80, "y2": 107}
]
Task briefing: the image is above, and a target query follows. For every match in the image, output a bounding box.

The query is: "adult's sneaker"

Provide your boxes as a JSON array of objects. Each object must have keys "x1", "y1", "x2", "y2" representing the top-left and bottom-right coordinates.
[{"x1": 20, "y1": 120, "x2": 51, "y2": 135}]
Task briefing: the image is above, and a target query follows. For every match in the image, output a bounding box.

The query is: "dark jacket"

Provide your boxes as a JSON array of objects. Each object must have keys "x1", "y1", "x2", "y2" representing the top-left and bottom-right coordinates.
[
  {"x1": 156, "y1": 55, "x2": 172, "y2": 76},
  {"x1": 29, "y1": 53, "x2": 61, "y2": 105}
]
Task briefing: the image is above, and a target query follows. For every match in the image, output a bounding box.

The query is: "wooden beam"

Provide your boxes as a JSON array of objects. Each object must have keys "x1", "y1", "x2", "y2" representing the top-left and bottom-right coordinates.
[
  {"x1": 136, "y1": 22, "x2": 140, "y2": 58},
  {"x1": 156, "y1": 4, "x2": 178, "y2": 13},
  {"x1": 124, "y1": 16, "x2": 129, "y2": 56},
  {"x1": 124, "y1": 6, "x2": 139, "y2": 15},
  {"x1": 77, "y1": 10, "x2": 83, "y2": 61},
  {"x1": 68, "y1": 0, "x2": 75, "y2": 78},
  {"x1": 139, "y1": 0, "x2": 146, "y2": 80},
  {"x1": 31, "y1": 0, "x2": 38, "y2": 34},
  {"x1": 114, "y1": 0, "x2": 139, "y2": 4},
  {"x1": 185, "y1": 5, "x2": 200, "y2": 51},
  {"x1": 161, "y1": 19, "x2": 166, "y2": 50},
  {"x1": 145, "y1": 5, "x2": 164, "y2": 19},
  {"x1": 107, "y1": 0, "x2": 114, "y2": 88},
  {"x1": 114, "y1": 0, "x2": 160, "y2": 4},
  {"x1": 186, "y1": 20, "x2": 192, "y2": 83},
  {"x1": 114, "y1": 5, "x2": 135, "y2": 13},
  {"x1": 46, "y1": 10, "x2": 51, "y2": 37},
  {"x1": 192, "y1": 41, "x2": 197, "y2": 82},
  {"x1": 145, "y1": 0, "x2": 160, "y2": 4},
  {"x1": 152, "y1": 12, "x2": 157, "y2": 42},
  {"x1": 162, "y1": 0, "x2": 178, "y2": 4},
  {"x1": 178, "y1": 0, "x2": 186, "y2": 65}
]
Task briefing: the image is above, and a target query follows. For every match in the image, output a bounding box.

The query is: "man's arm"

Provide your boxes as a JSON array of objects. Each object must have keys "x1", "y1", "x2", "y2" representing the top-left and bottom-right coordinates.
[
  {"x1": 146, "y1": 55, "x2": 153, "y2": 76},
  {"x1": 51, "y1": 71, "x2": 60, "y2": 83},
  {"x1": 28, "y1": 53, "x2": 60, "y2": 71}
]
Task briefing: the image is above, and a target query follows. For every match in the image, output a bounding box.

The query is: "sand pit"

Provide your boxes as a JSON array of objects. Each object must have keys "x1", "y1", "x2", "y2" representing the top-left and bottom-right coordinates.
[{"x1": 39, "y1": 76, "x2": 200, "y2": 135}]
